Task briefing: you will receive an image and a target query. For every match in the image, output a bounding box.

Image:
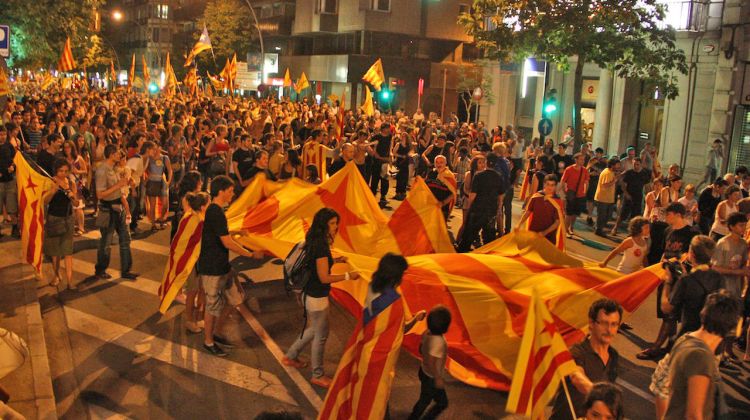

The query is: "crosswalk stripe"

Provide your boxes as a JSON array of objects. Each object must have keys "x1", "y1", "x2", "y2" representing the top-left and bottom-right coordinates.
[
  {"x1": 63, "y1": 306, "x2": 297, "y2": 406},
  {"x1": 72, "y1": 258, "x2": 160, "y2": 295}
]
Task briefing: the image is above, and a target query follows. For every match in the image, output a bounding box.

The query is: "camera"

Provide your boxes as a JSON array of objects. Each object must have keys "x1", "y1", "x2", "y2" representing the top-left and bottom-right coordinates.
[{"x1": 662, "y1": 260, "x2": 684, "y2": 281}]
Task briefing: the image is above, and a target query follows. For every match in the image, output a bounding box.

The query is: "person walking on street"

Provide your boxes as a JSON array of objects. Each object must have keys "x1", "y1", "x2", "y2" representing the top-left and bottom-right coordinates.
[
  {"x1": 594, "y1": 158, "x2": 620, "y2": 237},
  {"x1": 561, "y1": 152, "x2": 589, "y2": 236},
  {"x1": 43, "y1": 159, "x2": 78, "y2": 290}
]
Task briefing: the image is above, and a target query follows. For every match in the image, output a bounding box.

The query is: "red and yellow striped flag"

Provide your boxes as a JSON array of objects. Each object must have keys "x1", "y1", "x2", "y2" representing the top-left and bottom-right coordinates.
[
  {"x1": 362, "y1": 58, "x2": 385, "y2": 91},
  {"x1": 294, "y1": 71, "x2": 309, "y2": 94},
  {"x1": 207, "y1": 71, "x2": 223, "y2": 92},
  {"x1": 58, "y1": 37, "x2": 76, "y2": 72},
  {"x1": 318, "y1": 287, "x2": 405, "y2": 420},
  {"x1": 0, "y1": 66, "x2": 10, "y2": 97},
  {"x1": 185, "y1": 24, "x2": 212, "y2": 67},
  {"x1": 283, "y1": 68, "x2": 292, "y2": 88},
  {"x1": 158, "y1": 212, "x2": 204, "y2": 313},
  {"x1": 129, "y1": 53, "x2": 135, "y2": 89},
  {"x1": 142, "y1": 55, "x2": 150, "y2": 87},
  {"x1": 361, "y1": 86, "x2": 374, "y2": 117},
  {"x1": 109, "y1": 60, "x2": 117, "y2": 88},
  {"x1": 506, "y1": 289, "x2": 578, "y2": 419},
  {"x1": 526, "y1": 192, "x2": 567, "y2": 251},
  {"x1": 164, "y1": 52, "x2": 177, "y2": 96},
  {"x1": 183, "y1": 67, "x2": 198, "y2": 97},
  {"x1": 40, "y1": 74, "x2": 56, "y2": 90},
  {"x1": 14, "y1": 153, "x2": 54, "y2": 275}
]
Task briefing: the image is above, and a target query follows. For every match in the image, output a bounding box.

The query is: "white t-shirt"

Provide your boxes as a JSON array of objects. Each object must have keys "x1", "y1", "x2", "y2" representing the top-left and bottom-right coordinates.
[
  {"x1": 420, "y1": 333, "x2": 447, "y2": 378},
  {"x1": 126, "y1": 156, "x2": 145, "y2": 187},
  {"x1": 678, "y1": 196, "x2": 697, "y2": 225}
]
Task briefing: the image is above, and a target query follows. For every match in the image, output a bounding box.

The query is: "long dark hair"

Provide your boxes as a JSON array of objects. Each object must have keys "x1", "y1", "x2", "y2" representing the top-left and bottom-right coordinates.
[
  {"x1": 371, "y1": 253, "x2": 408, "y2": 294},
  {"x1": 306, "y1": 208, "x2": 339, "y2": 251}
]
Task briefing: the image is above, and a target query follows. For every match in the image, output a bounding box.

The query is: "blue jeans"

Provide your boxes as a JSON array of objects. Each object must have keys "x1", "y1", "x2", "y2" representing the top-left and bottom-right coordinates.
[
  {"x1": 95, "y1": 209, "x2": 132, "y2": 274},
  {"x1": 286, "y1": 306, "x2": 329, "y2": 378}
]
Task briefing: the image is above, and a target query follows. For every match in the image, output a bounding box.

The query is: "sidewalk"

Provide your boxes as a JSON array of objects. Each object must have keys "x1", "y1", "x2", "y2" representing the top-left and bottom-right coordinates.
[{"x1": 0, "y1": 238, "x2": 57, "y2": 420}]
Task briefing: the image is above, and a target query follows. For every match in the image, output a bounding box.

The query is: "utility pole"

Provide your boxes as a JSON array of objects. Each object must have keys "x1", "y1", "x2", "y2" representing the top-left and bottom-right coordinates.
[
  {"x1": 242, "y1": 0, "x2": 265, "y2": 86},
  {"x1": 440, "y1": 68, "x2": 447, "y2": 120}
]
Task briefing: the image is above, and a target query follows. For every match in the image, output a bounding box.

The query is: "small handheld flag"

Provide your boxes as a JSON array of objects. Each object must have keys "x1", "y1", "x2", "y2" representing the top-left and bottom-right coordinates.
[
  {"x1": 361, "y1": 86, "x2": 374, "y2": 117},
  {"x1": 58, "y1": 37, "x2": 77, "y2": 72},
  {"x1": 362, "y1": 58, "x2": 385, "y2": 91}
]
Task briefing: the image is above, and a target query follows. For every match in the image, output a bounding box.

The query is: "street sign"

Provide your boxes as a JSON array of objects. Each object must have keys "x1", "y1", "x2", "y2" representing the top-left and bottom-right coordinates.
[
  {"x1": 0, "y1": 26, "x2": 9, "y2": 58},
  {"x1": 472, "y1": 87, "x2": 483, "y2": 101},
  {"x1": 538, "y1": 118, "x2": 553, "y2": 136}
]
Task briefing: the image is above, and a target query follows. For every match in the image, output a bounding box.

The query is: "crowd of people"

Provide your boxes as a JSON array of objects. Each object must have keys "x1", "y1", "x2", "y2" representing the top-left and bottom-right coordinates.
[{"x1": 1, "y1": 82, "x2": 750, "y2": 418}]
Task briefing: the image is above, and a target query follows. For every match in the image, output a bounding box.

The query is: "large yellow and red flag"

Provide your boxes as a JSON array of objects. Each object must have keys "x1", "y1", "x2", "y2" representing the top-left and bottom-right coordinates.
[
  {"x1": 505, "y1": 289, "x2": 578, "y2": 419},
  {"x1": 294, "y1": 71, "x2": 309, "y2": 94},
  {"x1": 158, "y1": 211, "x2": 204, "y2": 313},
  {"x1": 183, "y1": 67, "x2": 198, "y2": 97},
  {"x1": 58, "y1": 37, "x2": 76, "y2": 72},
  {"x1": 207, "y1": 71, "x2": 224, "y2": 92},
  {"x1": 226, "y1": 162, "x2": 664, "y2": 390},
  {"x1": 14, "y1": 153, "x2": 54, "y2": 275},
  {"x1": 164, "y1": 52, "x2": 177, "y2": 96},
  {"x1": 526, "y1": 192, "x2": 566, "y2": 251},
  {"x1": 318, "y1": 287, "x2": 405, "y2": 420},
  {"x1": 40, "y1": 74, "x2": 56, "y2": 91},
  {"x1": 185, "y1": 24, "x2": 212, "y2": 67},
  {"x1": 283, "y1": 68, "x2": 292, "y2": 88},
  {"x1": 361, "y1": 86, "x2": 374, "y2": 117},
  {"x1": 362, "y1": 58, "x2": 385, "y2": 91}
]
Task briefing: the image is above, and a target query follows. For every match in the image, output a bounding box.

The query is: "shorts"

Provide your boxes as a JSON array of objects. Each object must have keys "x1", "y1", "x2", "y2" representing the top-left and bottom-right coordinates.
[
  {"x1": 0, "y1": 181, "x2": 18, "y2": 215},
  {"x1": 565, "y1": 196, "x2": 585, "y2": 216},
  {"x1": 201, "y1": 273, "x2": 230, "y2": 316}
]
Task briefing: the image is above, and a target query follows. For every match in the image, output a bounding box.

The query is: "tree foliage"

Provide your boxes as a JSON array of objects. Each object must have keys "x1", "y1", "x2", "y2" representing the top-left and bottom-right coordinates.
[
  {"x1": 456, "y1": 61, "x2": 495, "y2": 123},
  {"x1": 194, "y1": 0, "x2": 257, "y2": 73},
  {"x1": 81, "y1": 35, "x2": 114, "y2": 70},
  {"x1": 0, "y1": 0, "x2": 105, "y2": 68},
  {"x1": 459, "y1": 0, "x2": 688, "y2": 143}
]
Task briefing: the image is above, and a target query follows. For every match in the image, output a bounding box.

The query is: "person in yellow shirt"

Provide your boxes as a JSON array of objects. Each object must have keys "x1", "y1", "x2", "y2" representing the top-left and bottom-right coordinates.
[{"x1": 594, "y1": 158, "x2": 621, "y2": 237}]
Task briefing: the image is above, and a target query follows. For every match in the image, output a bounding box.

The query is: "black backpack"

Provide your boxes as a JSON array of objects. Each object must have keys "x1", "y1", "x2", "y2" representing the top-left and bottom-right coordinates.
[{"x1": 283, "y1": 241, "x2": 311, "y2": 294}]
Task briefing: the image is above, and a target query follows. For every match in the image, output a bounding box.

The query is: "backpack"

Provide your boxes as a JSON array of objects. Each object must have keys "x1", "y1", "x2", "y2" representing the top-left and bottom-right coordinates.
[{"x1": 283, "y1": 241, "x2": 311, "y2": 293}]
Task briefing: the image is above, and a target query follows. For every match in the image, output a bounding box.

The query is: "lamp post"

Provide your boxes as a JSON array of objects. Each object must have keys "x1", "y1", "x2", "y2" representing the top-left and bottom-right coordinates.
[{"x1": 241, "y1": 0, "x2": 265, "y2": 84}]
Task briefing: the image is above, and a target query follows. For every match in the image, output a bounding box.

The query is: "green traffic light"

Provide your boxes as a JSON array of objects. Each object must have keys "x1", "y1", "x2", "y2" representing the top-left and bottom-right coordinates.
[
  {"x1": 544, "y1": 103, "x2": 557, "y2": 114},
  {"x1": 381, "y1": 90, "x2": 391, "y2": 100}
]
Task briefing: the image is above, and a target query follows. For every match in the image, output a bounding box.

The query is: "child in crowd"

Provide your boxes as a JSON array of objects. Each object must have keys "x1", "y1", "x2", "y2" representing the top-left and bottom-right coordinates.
[
  {"x1": 600, "y1": 216, "x2": 650, "y2": 274},
  {"x1": 306, "y1": 164, "x2": 321, "y2": 184},
  {"x1": 409, "y1": 305, "x2": 452, "y2": 420}
]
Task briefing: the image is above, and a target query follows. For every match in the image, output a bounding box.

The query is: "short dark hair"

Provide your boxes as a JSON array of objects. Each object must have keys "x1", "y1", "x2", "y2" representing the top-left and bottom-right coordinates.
[
  {"x1": 665, "y1": 202, "x2": 686, "y2": 217},
  {"x1": 713, "y1": 177, "x2": 729, "y2": 187},
  {"x1": 700, "y1": 290, "x2": 741, "y2": 337},
  {"x1": 209, "y1": 175, "x2": 235, "y2": 197},
  {"x1": 689, "y1": 235, "x2": 716, "y2": 265},
  {"x1": 588, "y1": 299, "x2": 623, "y2": 322},
  {"x1": 607, "y1": 158, "x2": 620, "y2": 169},
  {"x1": 735, "y1": 165, "x2": 748, "y2": 176},
  {"x1": 104, "y1": 144, "x2": 119, "y2": 159},
  {"x1": 310, "y1": 129, "x2": 322, "y2": 139},
  {"x1": 52, "y1": 158, "x2": 70, "y2": 175},
  {"x1": 543, "y1": 174, "x2": 558, "y2": 184},
  {"x1": 727, "y1": 212, "x2": 747, "y2": 228},
  {"x1": 584, "y1": 382, "x2": 624, "y2": 420},
  {"x1": 595, "y1": 147, "x2": 604, "y2": 154},
  {"x1": 485, "y1": 152, "x2": 498, "y2": 167},
  {"x1": 427, "y1": 305, "x2": 452, "y2": 335}
]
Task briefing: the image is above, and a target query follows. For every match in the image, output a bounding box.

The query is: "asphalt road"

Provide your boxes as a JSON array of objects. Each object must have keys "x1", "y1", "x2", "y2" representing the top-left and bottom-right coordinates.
[{"x1": 32, "y1": 186, "x2": 750, "y2": 419}]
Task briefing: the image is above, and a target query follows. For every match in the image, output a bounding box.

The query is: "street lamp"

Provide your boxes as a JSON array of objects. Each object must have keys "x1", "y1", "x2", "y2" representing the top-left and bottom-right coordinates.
[
  {"x1": 241, "y1": 0, "x2": 265, "y2": 82},
  {"x1": 112, "y1": 10, "x2": 123, "y2": 22}
]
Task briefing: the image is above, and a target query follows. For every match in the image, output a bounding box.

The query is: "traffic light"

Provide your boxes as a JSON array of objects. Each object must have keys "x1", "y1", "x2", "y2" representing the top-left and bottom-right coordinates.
[
  {"x1": 379, "y1": 88, "x2": 391, "y2": 102},
  {"x1": 543, "y1": 89, "x2": 557, "y2": 117}
]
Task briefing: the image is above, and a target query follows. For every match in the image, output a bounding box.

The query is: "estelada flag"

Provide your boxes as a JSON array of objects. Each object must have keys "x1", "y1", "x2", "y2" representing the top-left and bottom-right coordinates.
[
  {"x1": 505, "y1": 289, "x2": 578, "y2": 419},
  {"x1": 361, "y1": 85, "x2": 374, "y2": 117},
  {"x1": 142, "y1": 55, "x2": 150, "y2": 86},
  {"x1": 362, "y1": 58, "x2": 385, "y2": 91},
  {"x1": 283, "y1": 68, "x2": 292, "y2": 88},
  {"x1": 185, "y1": 24, "x2": 212, "y2": 67},
  {"x1": 158, "y1": 211, "x2": 204, "y2": 313},
  {"x1": 58, "y1": 37, "x2": 76, "y2": 72},
  {"x1": 294, "y1": 71, "x2": 309, "y2": 94},
  {"x1": 318, "y1": 287, "x2": 405, "y2": 420},
  {"x1": 14, "y1": 153, "x2": 54, "y2": 275}
]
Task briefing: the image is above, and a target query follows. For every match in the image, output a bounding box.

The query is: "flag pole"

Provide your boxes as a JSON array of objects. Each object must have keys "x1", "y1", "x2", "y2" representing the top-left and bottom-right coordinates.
[{"x1": 561, "y1": 376, "x2": 577, "y2": 420}]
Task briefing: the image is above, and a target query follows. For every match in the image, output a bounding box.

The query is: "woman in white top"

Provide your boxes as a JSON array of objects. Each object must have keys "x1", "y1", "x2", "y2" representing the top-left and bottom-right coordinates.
[
  {"x1": 710, "y1": 185, "x2": 741, "y2": 241},
  {"x1": 677, "y1": 183, "x2": 699, "y2": 226},
  {"x1": 600, "y1": 217, "x2": 650, "y2": 274},
  {"x1": 644, "y1": 177, "x2": 664, "y2": 221}
]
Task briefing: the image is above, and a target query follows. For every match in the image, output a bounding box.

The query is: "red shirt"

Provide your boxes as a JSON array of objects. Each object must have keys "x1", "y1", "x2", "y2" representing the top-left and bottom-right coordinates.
[
  {"x1": 528, "y1": 193, "x2": 560, "y2": 243},
  {"x1": 561, "y1": 165, "x2": 589, "y2": 198}
]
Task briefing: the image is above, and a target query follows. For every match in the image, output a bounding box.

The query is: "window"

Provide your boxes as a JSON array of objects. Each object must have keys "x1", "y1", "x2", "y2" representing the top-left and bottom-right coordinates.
[
  {"x1": 459, "y1": 3, "x2": 469, "y2": 15},
  {"x1": 319, "y1": 0, "x2": 337, "y2": 14},
  {"x1": 655, "y1": 0, "x2": 723, "y2": 32},
  {"x1": 371, "y1": 0, "x2": 390, "y2": 12},
  {"x1": 157, "y1": 4, "x2": 169, "y2": 19},
  {"x1": 152, "y1": 27, "x2": 160, "y2": 43}
]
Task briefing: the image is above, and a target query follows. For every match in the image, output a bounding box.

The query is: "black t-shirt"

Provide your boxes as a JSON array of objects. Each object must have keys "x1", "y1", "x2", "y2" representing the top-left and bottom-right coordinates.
[
  {"x1": 670, "y1": 268, "x2": 723, "y2": 334},
  {"x1": 621, "y1": 169, "x2": 651, "y2": 199},
  {"x1": 371, "y1": 134, "x2": 392, "y2": 161},
  {"x1": 37, "y1": 149, "x2": 57, "y2": 176},
  {"x1": 663, "y1": 225, "x2": 697, "y2": 260},
  {"x1": 552, "y1": 154, "x2": 573, "y2": 177},
  {"x1": 0, "y1": 142, "x2": 16, "y2": 182},
  {"x1": 244, "y1": 166, "x2": 277, "y2": 182},
  {"x1": 197, "y1": 203, "x2": 231, "y2": 275},
  {"x1": 328, "y1": 158, "x2": 346, "y2": 175},
  {"x1": 304, "y1": 240, "x2": 333, "y2": 298},
  {"x1": 232, "y1": 148, "x2": 254, "y2": 180},
  {"x1": 471, "y1": 169, "x2": 503, "y2": 214}
]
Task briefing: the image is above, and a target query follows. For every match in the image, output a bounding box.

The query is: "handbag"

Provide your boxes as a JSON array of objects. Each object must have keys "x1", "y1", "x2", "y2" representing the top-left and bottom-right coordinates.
[
  {"x1": 46, "y1": 214, "x2": 72, "y2": 237},
  {"x1": 95, "y1": 208, "x2": 112, "y2": 229},
  {"x1": 209, "y1": 156, "x2": 226, "y2": 176},
  {"x1": 146, "y1": 179, "x2": 163, "y2": 196}
]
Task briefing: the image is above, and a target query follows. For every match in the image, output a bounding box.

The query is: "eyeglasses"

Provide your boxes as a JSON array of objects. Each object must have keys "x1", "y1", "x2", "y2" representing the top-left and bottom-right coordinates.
[{"x1": 593, "y1": 319, "x2": 621, "y2": 329}]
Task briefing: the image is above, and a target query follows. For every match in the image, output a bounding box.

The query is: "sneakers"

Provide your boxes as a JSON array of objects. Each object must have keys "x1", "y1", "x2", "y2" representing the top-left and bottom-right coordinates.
[
  {"x1": 282, "y1": 356, "x2": 308, "y2": 369},
  {"x1": 212, "y1": 335, "x2": 235, "y2": 349},
  {"x1": 95, "y1": 271, "x2": 113, "y2": 280},
  {"x1": 203, "y1": 343, "x2": 228, "y2": 357},
  {"x1": 311, "y1": 376, "x2": 333, "y2": 388}
]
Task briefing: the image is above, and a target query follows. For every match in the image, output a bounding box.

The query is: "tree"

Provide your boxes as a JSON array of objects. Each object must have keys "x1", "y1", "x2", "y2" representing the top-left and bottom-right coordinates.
[
  {"x1": 194, "y1": 0, "x2": 257, "y2": 73},
  {"x1": 0, "y1": 0, "x2": 105, "y2": 69},
  {"x1": 456, "y1": 60, "x2": 495, "y2": 123},
  {"x1": 81, "y1": 35, "x2": 114, "y2": 70},
  {"x1": 460, "y1": 0, "x2": 688, "y2": 148}
]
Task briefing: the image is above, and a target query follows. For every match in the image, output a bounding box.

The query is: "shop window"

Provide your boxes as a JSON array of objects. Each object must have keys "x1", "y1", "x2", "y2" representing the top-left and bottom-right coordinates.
[
  {"x1": 372, "y1": 0, "x2": 390, "y2": 12},
  {"x1": 729, "y1": 106, "x2": 750, "y2": 174},
  {"x1": 157, "y1": 4, "x2": 169, "y2": 19}
]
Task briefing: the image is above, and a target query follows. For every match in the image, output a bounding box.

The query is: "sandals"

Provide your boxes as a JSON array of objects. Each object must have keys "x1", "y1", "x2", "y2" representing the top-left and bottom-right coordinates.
[{"x1": 49, "y1": 276, "x2": 61, "y2": 287}]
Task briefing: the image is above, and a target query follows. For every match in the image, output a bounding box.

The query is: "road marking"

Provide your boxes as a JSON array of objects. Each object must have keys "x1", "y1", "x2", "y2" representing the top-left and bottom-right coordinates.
[
  {"x1": 82, "y1": 230, "x2": 171, "y2": 255},
  {"x1": 64, "y1": 306, "x2": 297, "y2": 406},
  {"x1": 235, "y1": 307, "x2": 324, "y2": 411},
  {"x1": 71, "y1": 257, "x2": 322, "y2": 410},
  {"x1": 616, "y1": 377, "x2": 655, "y2": 402}
]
